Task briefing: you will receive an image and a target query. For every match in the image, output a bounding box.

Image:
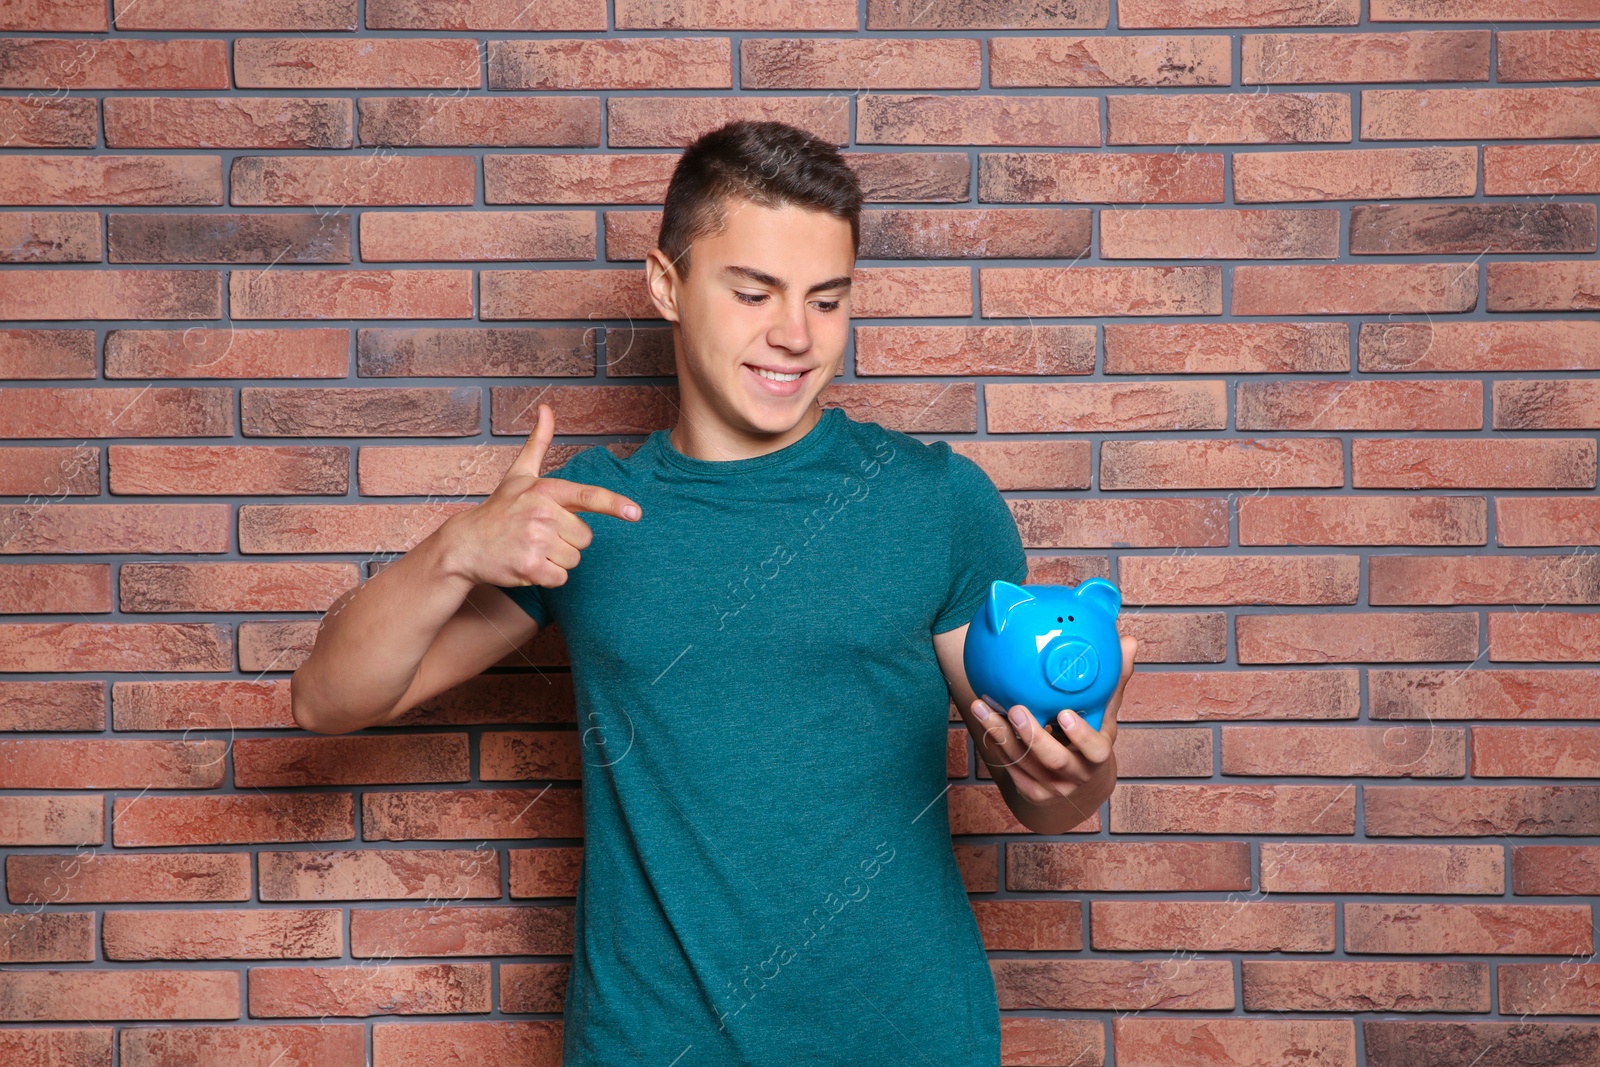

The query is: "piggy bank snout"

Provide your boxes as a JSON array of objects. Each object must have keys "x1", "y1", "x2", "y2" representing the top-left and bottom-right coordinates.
[{"x1": 1042, "y1": 637, "x2": 1100, "y2": 694}]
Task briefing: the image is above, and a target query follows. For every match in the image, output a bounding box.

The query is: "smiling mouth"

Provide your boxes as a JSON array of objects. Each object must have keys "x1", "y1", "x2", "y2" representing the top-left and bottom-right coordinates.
[{"x1": 744, "y1": 364, "x2": 809, "y2": 382}]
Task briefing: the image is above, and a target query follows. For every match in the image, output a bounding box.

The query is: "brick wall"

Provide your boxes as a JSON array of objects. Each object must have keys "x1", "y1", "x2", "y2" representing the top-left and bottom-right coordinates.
[{"x1": 2, "y1": 1, "x2": 1598, "y2": 1065}]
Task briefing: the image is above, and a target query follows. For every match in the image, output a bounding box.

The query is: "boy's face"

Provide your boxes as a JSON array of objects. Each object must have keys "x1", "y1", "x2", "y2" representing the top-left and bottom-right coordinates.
[{"x1": 646, "y1": 196, "x2": 854, "y2": 438}]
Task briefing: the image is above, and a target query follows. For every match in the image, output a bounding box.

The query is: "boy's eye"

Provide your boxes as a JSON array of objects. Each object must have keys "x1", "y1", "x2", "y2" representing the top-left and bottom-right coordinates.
[{"x1": 733, "y1": 292, "x2": 844, "y2": 312}]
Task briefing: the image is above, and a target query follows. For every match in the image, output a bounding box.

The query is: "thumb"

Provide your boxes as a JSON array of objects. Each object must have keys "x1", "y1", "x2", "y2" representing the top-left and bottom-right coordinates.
[{"x1": 502, "y1": 403, "x2": 552, "y2": 483}]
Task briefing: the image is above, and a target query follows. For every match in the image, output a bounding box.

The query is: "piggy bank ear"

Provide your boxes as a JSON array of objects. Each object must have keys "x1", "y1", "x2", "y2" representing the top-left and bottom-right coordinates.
[
  {"x1": 986, "y1": 580, "x2": 1034, "y2": 634},
  {"x1": 1073, "y1": 577, "x2": 1121, "y2": 619}
]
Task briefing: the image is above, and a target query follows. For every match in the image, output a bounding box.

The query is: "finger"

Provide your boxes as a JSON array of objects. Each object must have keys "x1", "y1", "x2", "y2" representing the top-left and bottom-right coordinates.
[
  {"x1": 970, "y1": 697, "x2": 1030, "y2": 772},
  {"x1": 1056, "y1": 707, "x2": 1112, "y2": 765},
  {"x1": 503, "y1": 403, "x2": 553, "y2": 482},
  {"x1": 980, "y1": 700, "x2": 1082, "y2": 783},
  {"x1": 1102, "y1": 634, "x2": 1138, "y2": 735},
  {"x1": 536, "y1": 475, "x2": 643, "y2": 522}
]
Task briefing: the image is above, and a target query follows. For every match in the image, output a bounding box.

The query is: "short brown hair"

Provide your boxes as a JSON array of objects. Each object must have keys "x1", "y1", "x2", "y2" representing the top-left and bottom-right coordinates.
[{"x1": 656, "y1": 120, "x2": 863, "y2": 280}]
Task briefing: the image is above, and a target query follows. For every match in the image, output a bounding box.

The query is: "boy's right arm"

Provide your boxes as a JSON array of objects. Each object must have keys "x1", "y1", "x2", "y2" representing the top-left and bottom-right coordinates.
[{"x1": 289, "y1": 404, "x2": 644, "y2": 735}]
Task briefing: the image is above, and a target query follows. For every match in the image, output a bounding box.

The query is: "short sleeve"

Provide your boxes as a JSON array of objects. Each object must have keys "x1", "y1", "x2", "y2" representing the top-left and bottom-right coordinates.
[
  {"x1": 497, "y1": 581, "x2": 551, "y2": 628},
  {"x1": 932, "y1": 448, "x2": 1029, "y2": 634}
]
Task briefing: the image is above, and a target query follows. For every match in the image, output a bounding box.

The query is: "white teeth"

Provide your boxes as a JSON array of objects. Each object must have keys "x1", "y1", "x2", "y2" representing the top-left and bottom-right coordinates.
[{"x1": 752, "y1": 367, "x2": 802, "y2": 382}]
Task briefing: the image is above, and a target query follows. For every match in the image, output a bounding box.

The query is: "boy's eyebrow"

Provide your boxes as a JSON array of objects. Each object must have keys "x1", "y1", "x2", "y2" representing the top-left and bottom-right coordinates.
[{"x1": 721, "y1": 264, "x2": 853, "y2": 294}]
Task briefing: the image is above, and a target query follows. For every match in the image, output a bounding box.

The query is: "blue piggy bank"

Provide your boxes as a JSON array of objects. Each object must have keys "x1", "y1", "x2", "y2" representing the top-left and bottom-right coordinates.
[{"x1": 962, "y1": 577, "x2": 1123, "y2": 733}]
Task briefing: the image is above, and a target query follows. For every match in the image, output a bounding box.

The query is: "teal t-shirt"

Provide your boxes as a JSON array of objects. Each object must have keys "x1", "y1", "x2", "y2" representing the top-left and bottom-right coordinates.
[{"x1": 497, "y1": 404, "x2": 1029, "y2": 1066}]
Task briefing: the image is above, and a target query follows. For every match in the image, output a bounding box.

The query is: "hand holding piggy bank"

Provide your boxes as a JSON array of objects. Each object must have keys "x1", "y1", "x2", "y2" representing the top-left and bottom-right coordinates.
[{"x1": 962, "y1": 577, "x2": 1124, "y2": 733}]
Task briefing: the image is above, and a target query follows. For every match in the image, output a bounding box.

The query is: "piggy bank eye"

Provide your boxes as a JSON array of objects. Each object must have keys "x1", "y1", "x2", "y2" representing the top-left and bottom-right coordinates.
[{"x1": 1058, "y1": 615, "x2": 1073, "y2": 623}]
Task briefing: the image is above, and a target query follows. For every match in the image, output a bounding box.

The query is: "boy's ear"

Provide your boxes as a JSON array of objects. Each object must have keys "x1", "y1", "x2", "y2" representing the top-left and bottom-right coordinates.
[{"x1": 986, "y1": 580, "x2": 1034, "y2": 633}]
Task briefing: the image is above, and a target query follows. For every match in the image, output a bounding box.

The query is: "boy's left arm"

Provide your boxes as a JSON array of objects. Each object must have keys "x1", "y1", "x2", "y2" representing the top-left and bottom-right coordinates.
[{"x1": 932, "y1": 624, "x2": 1137, "y2": 835}]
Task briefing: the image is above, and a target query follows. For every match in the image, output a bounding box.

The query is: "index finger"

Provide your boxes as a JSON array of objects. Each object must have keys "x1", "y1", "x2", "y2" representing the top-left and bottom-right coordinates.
[{"x1": 535, "y1": 475, "x2": 643, "y2": 522}]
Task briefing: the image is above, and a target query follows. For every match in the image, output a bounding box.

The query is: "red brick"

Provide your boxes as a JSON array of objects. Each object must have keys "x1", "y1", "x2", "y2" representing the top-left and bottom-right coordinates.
[
  {"x1": 114, "y1": 793, "x2": 354, "y2": 847},
  {"x1": 108, "y1": 213, "x2": 350, "y2": 265},
  {"x1": 249, "y1": 962, "x2": 490, "y2": 1017},
  {"x1": 1237, "y1": 610, "x2": 1477, "y2": 663},
  {"x1": 1486, "y1": 144, "x2": 1600, "y2": 195},
  {"x1": 1233, "y1": 145, "x2": 1476, "y2": 202},
  {"x1": 371, "y1": 1021, "x2": 563, "y2": 1067},
  {"x1": 231, "y1": 270, "x2": 473, "y2": 320},
  {"x1": 1119, "y1": 0, "x2": 1356, "y2": 25},
  {"x1": 0, "y1": 911, "x2": 94, "y2": 962},
  {"x1": 1092, "y1": 901, "x2": 1332, "y2": 952},
  {"x1": 1261, "y1": 842, "x2": 1505, "y2": 894},
  {"x1": 1119, "y1": 554, "x2": 1355, "y2": 606},
  {"x1": 1101, "y1": 208, "x2": 1336, "y2": 259},
  {"x1": 980, "y1": 150, "x2": 1224, "y2": 203},
  {"x1": 368, "y1": 0, "x2": 604, "y2": 28},
  {"x1": 7, "y1": 853, "x2": 248, "y2": 904},
  {"x1": 624, "y1": 0, "x2": 855, "y2": 28},
  {"x1": 0, "y1": 329, "x2": 96, "y2": 378},
  {"x1": 981, "y1": 266, "x2": 1221, "y2": 316},
  {"x1": 1114, "y1": 1018, "x2": 1355, "y2": 1067},
  {"x1": 111, "y1": 445, "x2": 349, "y2": 495},
  {"x1": 1238, "y1": 379, "x2": 1481, "y2": 431},
  {"x1": 1497, "y1": 497, "x2": 1600, "y2": 544},
  {"x1": 111, "y1": 0, "x2": 358, "y2": 29},
  {"x1": 359, "y1": 96, "x2": 600, "y2": 148},
  {"x1": 1110, "y1": 92, "x2": 1351, "y2": 144},
  {"x1": 231, "y1": 155, "x2": 475, "y2": 207},
  {"x1": 854, "y1": 324, "x2": 1093, "y2": 377},
  {"x1": 0, "y1": 969, "x2": 240, "y2": 1021},
  {"x1": 351, "y1": 905, "x2": 571, "y2": 957},
  {"x1": 1223, "y1": 724, "x2": 1464, "y2": 777},
  {"x1": 1008, "y1": 840, "x2": 1251, "y2": 891},
  {"x1": 0, "y1": 156, "x2": 222, "y2": 205},
  {"x1": 242, "y1": 386, "x2": 479, "y2": 436},
  {"x1": 0, "y1": 99, "x2": 97, "y2": 148},
  {"x1": 0, "y1": 38, "x2": 228, "y2": 89},
  {"x1": 0, "y1": 562, "x2": 110, "y2": 613},
  {"x1": 1366, "y1": 784, "x2": 1600, "y2": 836},
  {"x1": 105, "y1": 97, "x2": 352, "y2": 150},
  {"x1": 858, "y1": 94, "x2": 1098, "y2": 146},
  {"x1": 997, "y1": 958, "x2": 1233, "y2": 1012},
  {"x1": 1111, "y1": 783, "x2": 1355, "y2": 834},
  {"x1": 491, "y1": 37, "x2": 730, "y2": 90},
  {"x1": 1010, "y1": 496, "x2": 1232, "y2": 547},
  {"x1": 1373, "y1": 0, "x2": 1595, "y2": 17},
  {"x1": 1245, "y1": 960, "x2": 1489, "y2": 1012},
  {"x1": 0, "y1": 679, "x2": 105, "y2": 731},
  {"x1": 1473, "y1": 726, "x2": 1600, "y2": 778},
  {"x1": 1372, "y1": 667, "x2": 1600, "y2": 719},
  {"x1": 0, "y1": 0, "x2": 107, "y2": 30},
  {"x1": 359, "y1": 210, "x2": 593, "y2": 262},
  {"x1": 1100, "y1": 438, "x2": 1337, "y2": 492},
  {"x1": 0, "y1": 617, "x2": 233, "y2": 668},
  {"x1": 1513, "y1": 845, "x2": 1600, "y2": 896},
  {"x1": 608, "y1": 96, "x2": 849, "y2": 148},
  {"x1": 112, "y1": 679, "x2": 290, "y2": 731},
  {"x1": 0, "y1": 210, "x2": 100, "y2": 259},
  {"x1": 120, "y1": 1024, "x2": 366, "y2": 1067},
  {"x1": 260, "y1": 847, "x2": 502, "y2": 901},
  {"x1": 1500, "y1": 963, "x2": 1600, "y2": 1015},
  {"x1": 482, "y1": 152, "x2": 667, "y2": 204},
  {"x1": 1489, "y1": 260, "x2": 1600, "y2": 312},
  {"x1": 1112, "y1": 726, "x2": 1213, "y2": 777},
  {"x1": 238, "y1": 503, "x2": 472, "y2": 554},
  {"x1": 498, "y1": 962, "x2": 568, "y2": 1014},
  {"x1": 0, "y1": 270, "x2": 222, "y2": 321},
  {"x1": 0, "y1": 795, "x2": 102, "y2": 846},
  {"x1": 1364, "y1": 1021, "x2": 1600, "y2": 1067},
  {"x1": 0, "y1": 738, "x2": 224, "y2": 789},
  {"x1": 1360, "y1": 320, "x2": 1600, "y2": 372},
  {"x1": 1347, "y1": 902, "x2": 1593, "y2": 955},
  {"x1": 363, "y1": 788, "x2": 583, "y2": 841},
  {"x1": 1238, "y1": 494, "x2": 1486, "y2": 546},
  {"x1": 1352, "y1": 203, "x2": 1596, "y2": 255},
  {"x1": 0, "y1": 386, "x2": 231, "y2": 437},
  {"x1": 970, "y1": 899, "x2": 1082, "y2": 951},
  {"x1": 508, "y1": 847, "x2": 582, "y2": 898},
  {"x1": 1233, "y1": 264, "x2": 1477, "y2": 315},
  {"x1": 864, "y1": 207, "x2": 1093, "y2": 259},
  {"x1": 1371, "y1": 553, "x2": 1600, "y2": 604},
  {"x1": 1244, "y1": 30, "x2": 1488, "y2": 83},
  {"x1": 357, "y1": 327, "x2": 596, "y2": 378},
  {"x1": 1489, "y1": 611, "x2": 1600, "y2": 661},
  {"x1": 235, "y1": 38, "x2": 480, "y2": 89},
  {"x1": 1118, "y1": 668, "x2": 1358, "y2": 722},
  {"x1": 1500, "y1": 28, "x2": 1600, "y2": 82},
  {"x1": 1363, "y1": 88, "x2": 1600, "y2": 140},
  {"x1": 234, "y1": 735, "x2": 469, "y2": 788},
  {"x1": 121, "y1": 561, "x2": 357, "y2": 612},
  {"x1": 990, "y1": 35, "x2": 1228, "y2": 87},
  {"x1": 1354, "y1": 438, "x2": 1596, "y2": 489},
  {"x1": 987, "y1": 381, "x2": 1225, "y2": 433},
  {"x1": 0, "y1": 506, "x2": 232, "y2": 554},
  {"x1": 953, "y1": 783, "x2": 1100, "y2": 834},
  {"x1": 1105, "y1": 322, "x2": 1348, "y2": 375},
  {"x1": 103, "y1": 909, "x2": 340, "y2": 960},
  {"x1": 105, "y1": 328, "x2": 345, "y2": 379},
  {"x1": 0, "y1": 446, "x2": 98, "y2": 495}
]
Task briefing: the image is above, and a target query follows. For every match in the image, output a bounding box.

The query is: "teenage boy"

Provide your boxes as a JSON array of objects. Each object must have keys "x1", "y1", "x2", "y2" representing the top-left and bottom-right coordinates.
[{"x1": 292, "y1": 119, "x2": 1135, "y2": 1066}]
